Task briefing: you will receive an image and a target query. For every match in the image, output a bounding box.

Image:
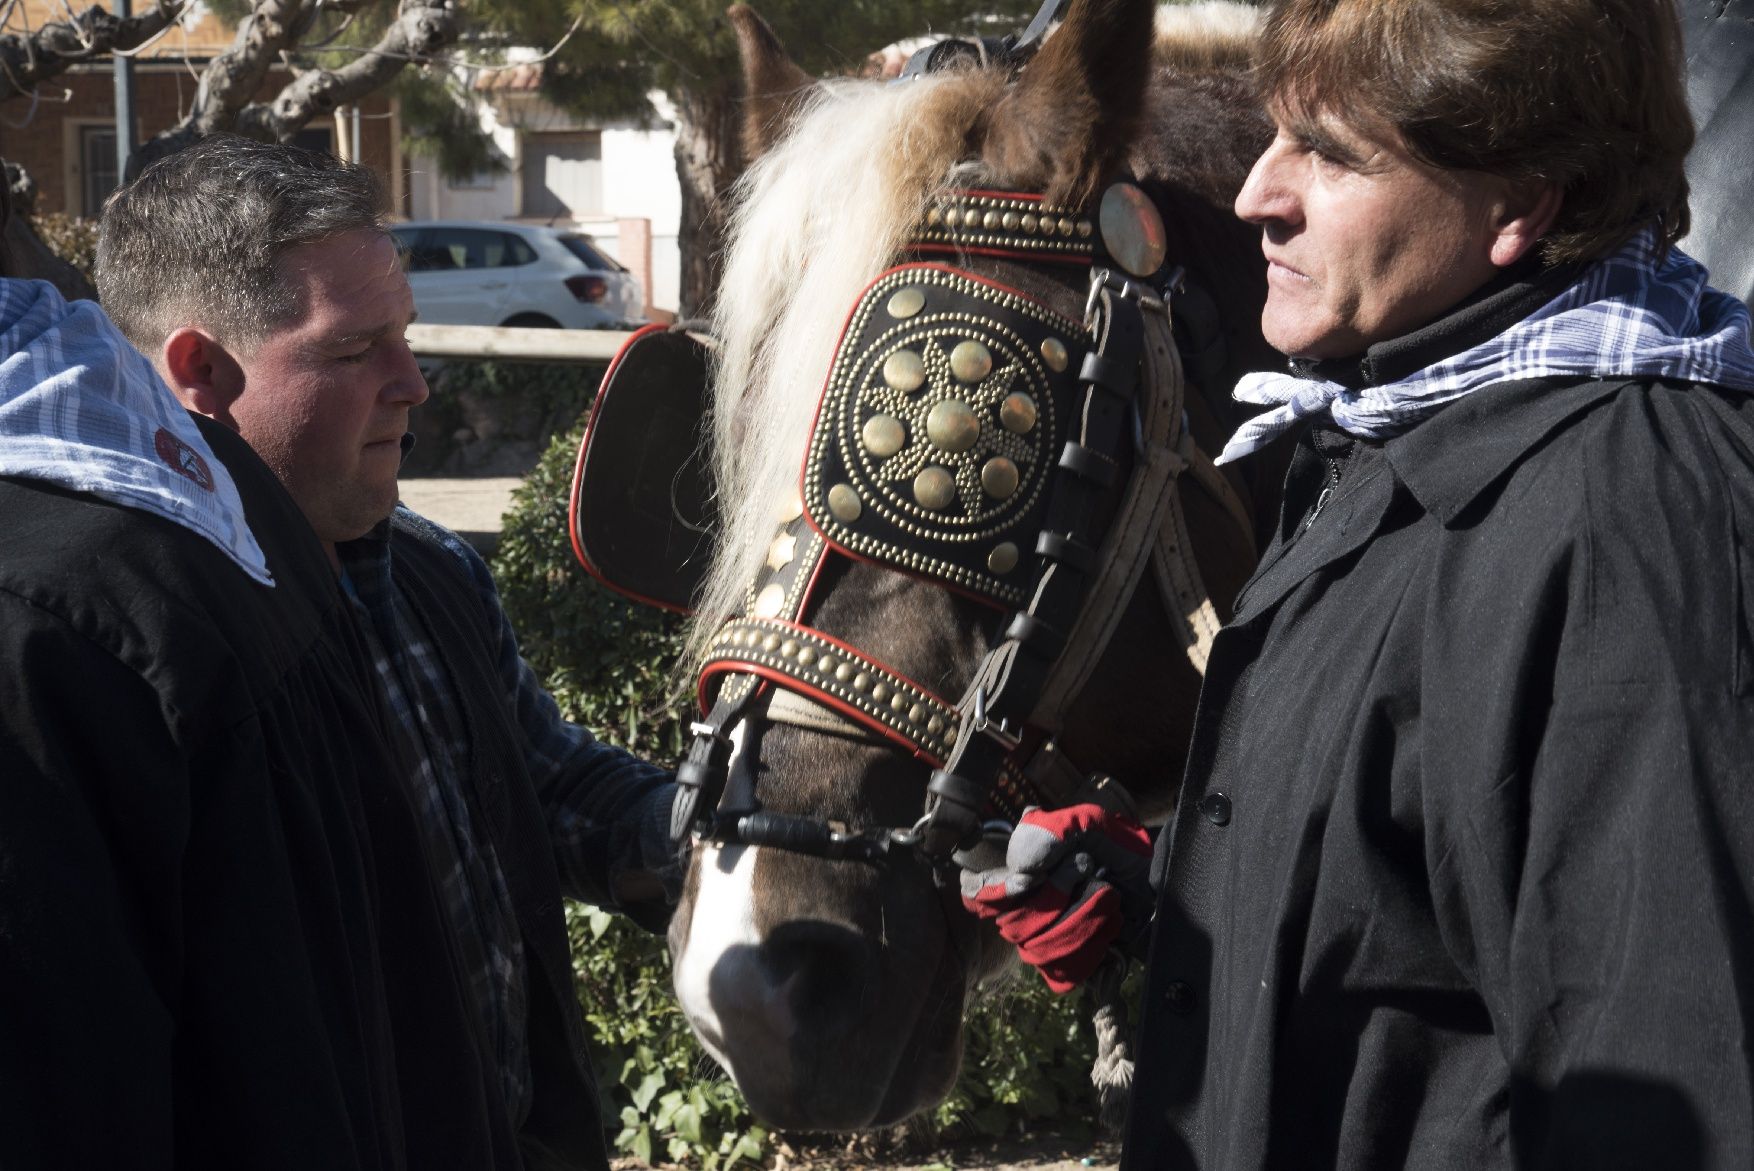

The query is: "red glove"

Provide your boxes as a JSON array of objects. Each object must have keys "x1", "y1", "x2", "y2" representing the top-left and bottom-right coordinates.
[{"x1": 959, "y1": 803, "x2": 1153, "y2": 993}]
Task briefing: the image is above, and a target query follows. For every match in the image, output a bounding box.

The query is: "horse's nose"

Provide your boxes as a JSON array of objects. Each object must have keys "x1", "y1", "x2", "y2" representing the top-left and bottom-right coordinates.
[{"x1": 759, "y1": 921, "x2": 875, "y2": 1036}]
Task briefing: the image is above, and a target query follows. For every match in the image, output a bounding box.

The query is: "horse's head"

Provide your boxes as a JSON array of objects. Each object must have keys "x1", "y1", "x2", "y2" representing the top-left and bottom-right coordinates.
[{"x1": 667, "y1": 0, "x2": 1275, "y2": 1130}]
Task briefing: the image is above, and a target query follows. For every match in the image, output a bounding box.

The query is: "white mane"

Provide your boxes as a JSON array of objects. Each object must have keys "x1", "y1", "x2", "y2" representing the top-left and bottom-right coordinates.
[{"x1": 693, "y1": 71, "x2": 997, "y2": 661}]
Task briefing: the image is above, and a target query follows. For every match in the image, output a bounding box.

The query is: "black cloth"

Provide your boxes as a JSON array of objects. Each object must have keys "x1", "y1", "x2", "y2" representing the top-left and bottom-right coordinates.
[
  {"x1": 383, "y1": 513, "x2": 616, "y2": 1171},
  {"x1": 1122, "y1": 274, "x2": 1754, "y2": 1169},
  {"x1": 0, "y1": 418, "x2": 518, "y2": 1170}
]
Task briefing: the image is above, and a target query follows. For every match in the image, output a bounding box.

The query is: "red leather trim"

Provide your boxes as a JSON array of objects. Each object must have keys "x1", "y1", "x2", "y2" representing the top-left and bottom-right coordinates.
[
  {"x1": 567, "y1": 323, "x2": 693, "y2": 613},
  {"x1": 951, "y1": 188, "x2": 1047, "y2": 203}
]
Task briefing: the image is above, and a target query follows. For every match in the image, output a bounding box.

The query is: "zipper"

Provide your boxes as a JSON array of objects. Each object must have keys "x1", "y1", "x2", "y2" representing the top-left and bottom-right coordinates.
[{"x1": 1303, "y1": 457, "x2": 1343, "y2": 531}]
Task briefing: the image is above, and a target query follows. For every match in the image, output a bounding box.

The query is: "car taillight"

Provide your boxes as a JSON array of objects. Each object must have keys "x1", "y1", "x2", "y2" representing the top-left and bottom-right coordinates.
[{"x1": 565, "y1": 275, "x2": 609, "y2": 303}]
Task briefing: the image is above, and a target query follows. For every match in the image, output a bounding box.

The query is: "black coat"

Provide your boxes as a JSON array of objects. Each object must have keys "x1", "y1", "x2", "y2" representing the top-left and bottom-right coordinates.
[
  {"x1": 0, "y1": 420, "x2": 516, "y2": 1170},
  {"x1": 1123, "y1": 280, "x2": 1754, "y2": 1169}
]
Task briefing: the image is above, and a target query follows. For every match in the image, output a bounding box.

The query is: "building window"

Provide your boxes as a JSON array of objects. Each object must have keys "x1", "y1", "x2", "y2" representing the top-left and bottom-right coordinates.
[
  {"x1": 519, "y1": 131, "x2": 602, "y2": 220},
  {"x1": 80, "y1": 126, "x2": 119, "y2": 217}
]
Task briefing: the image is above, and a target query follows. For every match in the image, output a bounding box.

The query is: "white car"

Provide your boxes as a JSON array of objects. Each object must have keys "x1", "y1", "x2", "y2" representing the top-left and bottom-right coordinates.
[{"x1": 390, "y1": 220, "x2": 645, "y2": 329}]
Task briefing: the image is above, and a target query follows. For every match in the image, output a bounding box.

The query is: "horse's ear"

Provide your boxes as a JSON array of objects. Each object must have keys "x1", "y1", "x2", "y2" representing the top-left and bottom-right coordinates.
[
  {"x1": 980, "y1": 0, "x2": 1157, "y2": 207},
  {"x1": 728, "y1": 5, "x2": 819, "y2": 162}
]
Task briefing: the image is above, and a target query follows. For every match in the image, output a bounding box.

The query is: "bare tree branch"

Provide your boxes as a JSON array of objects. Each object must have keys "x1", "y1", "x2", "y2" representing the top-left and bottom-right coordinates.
[
  {"x1": 241, "y1": 0, "x2": 460, "y2": 140},
  {"x1": 0, "y1": 0, "x2": 181, "y2": 103}
]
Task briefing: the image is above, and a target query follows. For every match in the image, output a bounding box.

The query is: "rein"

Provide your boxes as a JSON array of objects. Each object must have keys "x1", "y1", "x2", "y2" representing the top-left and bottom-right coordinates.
[{"x1": 670, "y1": 184, "x2": 1252, "y2": 869}]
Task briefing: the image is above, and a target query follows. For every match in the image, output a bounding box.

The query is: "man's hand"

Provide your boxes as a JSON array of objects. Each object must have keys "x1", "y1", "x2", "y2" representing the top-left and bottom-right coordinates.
[{"x1": 959, "y1": 803, "x2": 1153, "y2": 993}]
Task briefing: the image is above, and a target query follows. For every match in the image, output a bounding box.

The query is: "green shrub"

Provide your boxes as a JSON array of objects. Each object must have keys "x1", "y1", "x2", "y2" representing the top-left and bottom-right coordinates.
[
  {"x1": 495, "y1": 407, "x2": 1111, "y2": 1165},
  {"x1": 30, "y1": 212, "x2": 99, "y2": 282}
]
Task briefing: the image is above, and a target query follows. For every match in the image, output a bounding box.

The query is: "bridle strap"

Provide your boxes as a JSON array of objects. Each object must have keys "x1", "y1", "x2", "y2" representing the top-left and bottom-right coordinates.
[{"x1": 920, "y1": 267, "x2": 1152, "y2": 857}]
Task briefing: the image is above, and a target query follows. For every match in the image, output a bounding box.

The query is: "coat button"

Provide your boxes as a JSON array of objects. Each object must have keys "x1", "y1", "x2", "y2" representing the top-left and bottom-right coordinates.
[
  {"x1": 1199, "y1": 792, "x2": 1232, "y2": 826},
  {"x1": 1165, "y1": 980, "x2": 1196, "y2": 1015}
]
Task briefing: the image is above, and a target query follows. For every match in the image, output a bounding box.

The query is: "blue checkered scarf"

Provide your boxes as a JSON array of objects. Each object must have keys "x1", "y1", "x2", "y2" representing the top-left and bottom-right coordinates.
[
  {"x1": 0, "y1": 279, "x2": 271, "y2": 584},
  {"x1": 1216, "y1": 227, "x2": 1754, "y2": 464}
]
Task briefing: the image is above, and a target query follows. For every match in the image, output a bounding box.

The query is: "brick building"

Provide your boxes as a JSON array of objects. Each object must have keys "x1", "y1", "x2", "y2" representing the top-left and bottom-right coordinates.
[{"x1": 0, "y1": 1, "x2": 404, "y2": 218}]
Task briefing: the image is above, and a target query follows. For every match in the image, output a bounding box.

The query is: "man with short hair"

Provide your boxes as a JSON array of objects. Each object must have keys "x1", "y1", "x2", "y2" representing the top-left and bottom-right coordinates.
[
  {"x1": 96, "y1": 135, "x2": 677, "y2": 1171},
  {"x1": 1121, "y1": 0, "x2": 1754, "y2": 1165},
  {"x1": 0, "y1": 155, "x2": 507, "y2": 1167}
]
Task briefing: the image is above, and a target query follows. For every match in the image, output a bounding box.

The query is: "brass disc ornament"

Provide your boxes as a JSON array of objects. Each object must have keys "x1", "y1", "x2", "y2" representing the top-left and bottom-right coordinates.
[{"x1": 1098, "y1": 182, "x2": 1168, "y2": 278}]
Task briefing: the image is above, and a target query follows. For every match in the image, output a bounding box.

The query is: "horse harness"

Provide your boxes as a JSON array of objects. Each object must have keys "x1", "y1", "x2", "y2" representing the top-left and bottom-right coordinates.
[{"x1": 646, "y1": 184, "x2": 1255, "y2": 871}]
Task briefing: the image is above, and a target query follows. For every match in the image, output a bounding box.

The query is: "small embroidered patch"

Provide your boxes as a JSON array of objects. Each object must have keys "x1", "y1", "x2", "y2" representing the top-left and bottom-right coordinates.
[{"x1": 154, "y1": 427, "x2": 215, "y2": 492}]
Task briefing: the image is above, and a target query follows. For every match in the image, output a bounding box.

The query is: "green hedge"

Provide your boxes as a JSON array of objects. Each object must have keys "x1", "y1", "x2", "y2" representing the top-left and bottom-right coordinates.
[{"x1": 491, "y1": 376, "x2": 1105, "y2": 1166}]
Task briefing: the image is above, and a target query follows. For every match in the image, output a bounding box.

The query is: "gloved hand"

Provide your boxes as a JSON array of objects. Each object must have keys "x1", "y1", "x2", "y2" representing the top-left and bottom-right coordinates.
[{"x1": 959, "y1": 803, "x2": 1153, "y2": 993}]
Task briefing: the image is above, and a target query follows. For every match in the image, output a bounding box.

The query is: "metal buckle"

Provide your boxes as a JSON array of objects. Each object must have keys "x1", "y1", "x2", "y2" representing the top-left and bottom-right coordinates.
[{"x1": 971, "y1": 686, "x2": 1022, "y2": 752}]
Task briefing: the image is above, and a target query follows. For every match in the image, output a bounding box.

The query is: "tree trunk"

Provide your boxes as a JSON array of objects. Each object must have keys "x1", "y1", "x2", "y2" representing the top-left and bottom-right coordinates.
[{"x1": 671, "y1": 80, "x2": 744, "y2": 320}]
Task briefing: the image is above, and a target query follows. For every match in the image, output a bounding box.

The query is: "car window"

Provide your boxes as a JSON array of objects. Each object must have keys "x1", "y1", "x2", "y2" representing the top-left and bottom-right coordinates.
[
  {"x1": 401, "y1": 227, "x2": 531, "y2": 273},
  {"x1": 501, "y1": 233, "x2": 538, "y2": 266},
  {"x1": 558, "y1": 234, "x2": 628, "y2": 273}
]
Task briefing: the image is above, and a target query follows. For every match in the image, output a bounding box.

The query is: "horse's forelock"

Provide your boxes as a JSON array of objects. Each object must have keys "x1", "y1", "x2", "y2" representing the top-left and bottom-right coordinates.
[{"x1": 690, "y1": 70, "x2": 1002, "y2": 665}]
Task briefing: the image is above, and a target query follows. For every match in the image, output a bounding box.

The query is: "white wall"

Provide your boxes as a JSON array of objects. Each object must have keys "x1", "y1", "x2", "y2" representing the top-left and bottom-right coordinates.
[{"x1": 406, "y1": 81, "x2": 683, "y2": 313}]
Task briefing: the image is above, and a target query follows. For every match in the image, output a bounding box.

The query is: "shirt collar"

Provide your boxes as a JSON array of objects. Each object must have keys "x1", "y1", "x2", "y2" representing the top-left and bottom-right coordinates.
[{"x1": 1289, "y1": 258, "x2": 1611, "y2": 525}]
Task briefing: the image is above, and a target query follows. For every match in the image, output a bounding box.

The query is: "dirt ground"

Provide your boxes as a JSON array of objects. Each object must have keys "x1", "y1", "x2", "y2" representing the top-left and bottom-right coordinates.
[{"x1": 613, "y1": 1133, "x2": 1119, "y2": 1171}]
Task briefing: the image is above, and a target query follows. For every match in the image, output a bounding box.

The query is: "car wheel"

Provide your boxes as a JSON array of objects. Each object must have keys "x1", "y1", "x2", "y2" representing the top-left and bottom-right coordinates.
[{"x1": 502, "y1": 313, "x2": 562, "y2": 328}]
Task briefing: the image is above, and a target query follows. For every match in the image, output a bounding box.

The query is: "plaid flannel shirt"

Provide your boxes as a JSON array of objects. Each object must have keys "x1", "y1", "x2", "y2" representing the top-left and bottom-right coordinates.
[{"x1": 339, "y1": 507, "x2": 676, "y2": 1129}]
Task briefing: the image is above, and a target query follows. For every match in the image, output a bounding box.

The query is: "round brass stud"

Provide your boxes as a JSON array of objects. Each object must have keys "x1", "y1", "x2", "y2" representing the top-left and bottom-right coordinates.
[
  {"x1": 886, "y1": 287, "x2": 925, "y2": 319},
  {"x1": 926, "y1": 206, "x2": 943, "y2": 226},
  {"x1": 1000, "y1": 392, "x2": 1038, "y2": 435},
  {"x1": 1099, "y1": 182, "x2": 1169, "y2": 278},
  {"x1": 827, "y1": 483, "x2": 863, "y2": 524},
  {"x1": 983, "y1": 210, "x2": 1001, "y2": 229},
  {"x1": 797, "y1": 647, "x2": 815, "y2": 666},
  {"x1": 883, "y1": 349, "x2": 926, "y2": 393},
  {"x1": 780, "y1": 639, "x2": 799, "y2": 658},
  {"x1": 853, "y1": 672, "x2": 871, "y2": 692},
  {"x1": 950, "y1": 340, "x2": 993, "y2": 383},
  {"x1": 835, "y1": 662, "x2": 853, "y2": 683},
  {"x1": 1077, "y1": 220, "x2": 1094, "y2": 238},
  {"x1": 754, "y1": 586, "x2": 785, "y2": 619},
  {"x1": 944, "y1": 207, "x2": 961, "y2": 228},
  {"x1": 928, "y1": 716, "x2": 946, "y2": 736},
  {"x1": 908, "y1": 704, "x2": 926, "y2": 724},
  {"x1": 1002, "y1": 211, "x2": 1020, "y2": 230},
  {"x1": 1041, "y1": 337, "x2": 1070, "y2": 373},
  {"x1": 1021, "y1": 213, "x2": 1039, "y2": 233},
  {"x1": 913, "y1": 466, "x2": 956, "y2": 511},
  {"x1": 861, "y1": 414, "x2": 906, "y2": 459},
  {"x1": 926, "y1": 400, "x2": 980, "y2": 454},
  {"x1": 766, "y1": 531, "x2": 797, "y2": 571},
  {"x1": 872, "y1": 682, "x2": 891, "y2": 703},
  {"x1": 1058, "y1": 217, "x2": 1076, "y2": 236},
  {"x1": 981, "y1": 457, "x2": 1020, "y2": 499},
  {"x1": 891, "y1": 693, "x2": 908, "y2": 712},
  {"x1": 761, "y1": 632, "x2": 781, "y2": 652},
  {"x1": 988, "y1": 542, "x2": 1020, "y2": 574}
]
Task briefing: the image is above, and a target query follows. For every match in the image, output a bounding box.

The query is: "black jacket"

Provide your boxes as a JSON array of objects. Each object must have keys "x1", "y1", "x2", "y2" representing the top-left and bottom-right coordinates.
[
  {"x1": 0, "y1": 419, "x2": 514, "y2": 1169},
  {"x1": 1123, "y1": 276, "x2": 1754, "y2": 1169}
]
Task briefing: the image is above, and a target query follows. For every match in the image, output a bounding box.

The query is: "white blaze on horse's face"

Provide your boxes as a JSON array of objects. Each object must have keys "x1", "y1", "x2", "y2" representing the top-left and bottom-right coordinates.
[{"x1": 671, "y1": 728, "x2": 766, "y2": 1075}]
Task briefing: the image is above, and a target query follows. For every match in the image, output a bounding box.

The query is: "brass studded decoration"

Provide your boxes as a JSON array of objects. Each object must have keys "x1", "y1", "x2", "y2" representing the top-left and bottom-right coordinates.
[
  {"x1": 914, "y1": 191, "x2": 1097, "y2": 264},
  {"x1": 801, "y1": 264, "x2": 1090, "y2": 605},
  {"x1": 703, "y1": 616, "x2": 962, "y2": 762}
]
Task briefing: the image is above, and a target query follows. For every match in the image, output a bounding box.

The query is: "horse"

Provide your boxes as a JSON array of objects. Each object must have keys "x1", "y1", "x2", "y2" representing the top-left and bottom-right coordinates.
[{"x1": 660, "y1": 0, "x2": 1283, "y2": 1132}]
